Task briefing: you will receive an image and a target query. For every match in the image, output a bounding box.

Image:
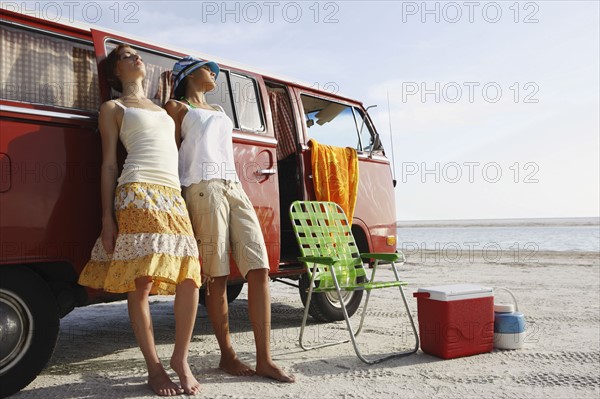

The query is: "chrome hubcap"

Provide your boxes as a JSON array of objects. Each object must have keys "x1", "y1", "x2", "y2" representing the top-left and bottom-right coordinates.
[
  {"x1": 325, "y1": 290, "x2": 353, "y2": 309},
  {"x1": 0, "y1": 289, "x2": 32, "y2": 374}
]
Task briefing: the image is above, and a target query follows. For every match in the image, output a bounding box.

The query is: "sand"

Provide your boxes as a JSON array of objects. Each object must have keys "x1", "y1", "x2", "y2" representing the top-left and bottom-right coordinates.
[{"x1": 12, "y1": 250, "x2": 600, "y2": 398}]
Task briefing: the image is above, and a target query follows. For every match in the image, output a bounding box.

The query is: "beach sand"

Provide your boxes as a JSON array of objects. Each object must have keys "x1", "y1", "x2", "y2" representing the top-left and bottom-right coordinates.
[{"x1": 12, "y1": 250, "x2": 600, "y2": 398}]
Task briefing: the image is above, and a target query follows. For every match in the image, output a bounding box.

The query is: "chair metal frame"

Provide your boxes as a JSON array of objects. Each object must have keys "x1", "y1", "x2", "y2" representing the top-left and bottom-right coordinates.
[{"x1": 290, "y1": 201, "x2": 419, "y2": 364}]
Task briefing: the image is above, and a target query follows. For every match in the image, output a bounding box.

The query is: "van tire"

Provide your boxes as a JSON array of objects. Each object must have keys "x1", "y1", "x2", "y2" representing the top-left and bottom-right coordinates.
[
  {"x1": 199, "y1": 283, "x2": 245, "y2": 306},
  {"x1": 0, "y1": 266, "x2": 59, "y2": 398},
  {"x1": 298, "y1": 272, "x2": 364, "y2": 322}
]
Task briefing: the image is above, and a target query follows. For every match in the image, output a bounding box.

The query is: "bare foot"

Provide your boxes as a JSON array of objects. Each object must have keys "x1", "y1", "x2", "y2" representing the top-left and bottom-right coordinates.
[
  {"x1": 219, "y1": 354, "x2": 255, "y2": 376},
  {"x1": 256, "y1": 360, "x2": 295, "y2": 383},
  {"x1": 148, "y1": 370, "x2": 184, "y2": 396},
  {"x1": 170, "y1": 358, "x2": 201, "y2": 395}
]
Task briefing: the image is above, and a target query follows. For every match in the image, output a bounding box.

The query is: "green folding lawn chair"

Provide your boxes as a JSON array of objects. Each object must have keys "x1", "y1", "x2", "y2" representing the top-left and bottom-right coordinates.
[{"x1": 289, "y1": 200, "x2": 419, "y2": 364}]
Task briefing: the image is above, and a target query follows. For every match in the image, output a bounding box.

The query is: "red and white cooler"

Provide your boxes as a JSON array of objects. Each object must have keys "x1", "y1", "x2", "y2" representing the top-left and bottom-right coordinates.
[{"x1": 413, "y1": 284, "x2": 494, "y2": 359}]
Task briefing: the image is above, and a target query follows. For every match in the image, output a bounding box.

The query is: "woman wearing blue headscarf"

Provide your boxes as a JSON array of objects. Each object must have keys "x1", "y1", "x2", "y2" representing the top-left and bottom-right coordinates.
[{"x1": 165, "y1": 56, "x2": 294, "y2": 383}]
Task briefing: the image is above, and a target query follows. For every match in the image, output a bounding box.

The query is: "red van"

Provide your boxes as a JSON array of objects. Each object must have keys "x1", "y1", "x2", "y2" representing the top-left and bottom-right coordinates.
[{"x1": 0, "y1": 8, "x2": 398, "y2": 396}]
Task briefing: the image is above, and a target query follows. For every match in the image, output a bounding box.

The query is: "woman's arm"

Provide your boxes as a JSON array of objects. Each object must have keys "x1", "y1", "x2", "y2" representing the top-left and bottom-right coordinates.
[
  {"x1": 164, "y1": 100, "x2": 186, "y2": 149},
  {"x1": 98, "y1": 101, "x2": 121, "y2": 253}
]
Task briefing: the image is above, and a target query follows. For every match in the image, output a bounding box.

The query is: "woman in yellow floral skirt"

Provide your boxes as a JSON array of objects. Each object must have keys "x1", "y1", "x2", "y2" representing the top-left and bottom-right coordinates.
[{"x1": 78, "y1": 44, "x2": 201, "y2": 396}]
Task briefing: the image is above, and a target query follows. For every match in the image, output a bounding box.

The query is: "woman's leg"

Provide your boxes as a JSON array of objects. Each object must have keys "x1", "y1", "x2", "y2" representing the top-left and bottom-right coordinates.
[
  {"x1": 226, "y1": 184, "x2": 293, "y2": 382},
  {"x1": 170, "y1": 278, "x2": 201, "y2": 395},
  {"x1": 205, "y1": 276, "x2": 255, "y2": 376},
  {"x1": 128, "y1": 277, "x2": 183, "y2": 396},
  {"x1": 247, "y1": 269, "x2": 294, "y2": 382}
]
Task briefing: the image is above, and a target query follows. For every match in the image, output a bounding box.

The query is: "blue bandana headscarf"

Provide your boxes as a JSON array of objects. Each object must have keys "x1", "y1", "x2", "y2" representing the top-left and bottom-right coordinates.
[{"x1": 172, "y1": 56, "x2": 220, "y2": 94}]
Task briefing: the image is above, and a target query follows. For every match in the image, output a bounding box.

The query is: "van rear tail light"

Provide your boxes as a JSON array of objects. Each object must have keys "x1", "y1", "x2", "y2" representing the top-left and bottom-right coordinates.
[{"x1": 386, "y1": 236, "x2": 396, "y2": 246}]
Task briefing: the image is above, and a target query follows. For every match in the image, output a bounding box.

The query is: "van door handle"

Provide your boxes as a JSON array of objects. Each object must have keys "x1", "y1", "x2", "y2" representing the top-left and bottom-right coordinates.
[{"x1": 255, "y1": 169, "x2": 276, "y2": 176}]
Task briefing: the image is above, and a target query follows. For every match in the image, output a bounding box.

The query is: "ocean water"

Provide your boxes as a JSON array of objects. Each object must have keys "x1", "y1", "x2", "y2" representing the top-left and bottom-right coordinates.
[{"x1": 396, "y1": 217, "x2": 600, "y2": 253}]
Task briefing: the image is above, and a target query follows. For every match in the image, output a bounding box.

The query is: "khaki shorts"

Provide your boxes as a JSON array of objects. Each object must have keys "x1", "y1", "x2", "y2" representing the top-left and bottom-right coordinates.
[{"x1": 182, "y1": 179, "x2": 269, "y2": 279}]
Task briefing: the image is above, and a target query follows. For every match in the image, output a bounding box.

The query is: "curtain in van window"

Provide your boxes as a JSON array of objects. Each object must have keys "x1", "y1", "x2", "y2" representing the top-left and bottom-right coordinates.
[
  {"x1": 72, "y1": 46, "x2": 99, "y2": 110},
  {"x1": 0, "y1": 25, "x2": 99, "y2": 111},
  {"x1": 144, "y1": 62, "x2": 163, "y2": 105},
  {"x1": 0, "y1": 27, "x2": 20, "y2": 100},
  {"x1": 1, "y1": 26, "x2": 72, "y2": 106},
  {"x1": 268, "y1": 90, "x2": 296, "y2": 160},
  {"x1": 155, "y1": 70, "x2": 173, "y2": 106}
]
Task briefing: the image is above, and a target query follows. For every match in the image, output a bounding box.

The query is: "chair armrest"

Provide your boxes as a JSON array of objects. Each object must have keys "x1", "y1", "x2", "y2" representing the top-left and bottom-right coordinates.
[
  {"x1": 360, "y1": 253, "x2": 402, "y2": 262},
  {"x1": 298, "y1": 256, "x2": 337, "y2": 265}
]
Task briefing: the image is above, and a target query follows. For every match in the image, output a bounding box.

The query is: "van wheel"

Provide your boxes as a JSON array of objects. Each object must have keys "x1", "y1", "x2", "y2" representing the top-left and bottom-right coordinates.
[
  {"x1": 298, "y1": 272, "x2": 364, "y2": 322},
  {"x1": 199, "y1": 283, "x2": 245, "y2": 306},
  {"x1": 0, "y1": 267, "x2": 59, "y2": 398}
]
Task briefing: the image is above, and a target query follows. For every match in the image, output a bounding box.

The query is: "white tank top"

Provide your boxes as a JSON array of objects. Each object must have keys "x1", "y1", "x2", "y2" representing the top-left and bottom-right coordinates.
[
  {"x1": 114, "y1": 101, "x2": 181, "y2": 190},
  {"x1": 178, "y1": 103, "x2": 240, "y2": 186}
]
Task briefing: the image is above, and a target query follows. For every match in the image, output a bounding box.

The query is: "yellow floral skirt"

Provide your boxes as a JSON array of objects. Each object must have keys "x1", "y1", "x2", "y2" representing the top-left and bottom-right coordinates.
[{"x1": 79, "y1": 182, "x2": 201, "y2": 295}]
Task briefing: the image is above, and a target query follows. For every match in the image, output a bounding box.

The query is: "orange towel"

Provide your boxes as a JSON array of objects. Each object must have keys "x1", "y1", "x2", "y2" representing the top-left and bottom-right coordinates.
[{"x1": 309, "y1": 139, "x2": 359, "y2": 224}]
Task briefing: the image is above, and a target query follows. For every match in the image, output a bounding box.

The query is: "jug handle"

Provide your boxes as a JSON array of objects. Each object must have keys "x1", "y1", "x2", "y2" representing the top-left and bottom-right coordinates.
[{"x1": 494, "y1": 287, "x2": 519, "y2": 311}]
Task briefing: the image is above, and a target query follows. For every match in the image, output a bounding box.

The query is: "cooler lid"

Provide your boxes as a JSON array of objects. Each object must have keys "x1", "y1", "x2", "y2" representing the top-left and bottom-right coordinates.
[{"x1": 417, "y1": 284, "x2": 493, "y2": 301}]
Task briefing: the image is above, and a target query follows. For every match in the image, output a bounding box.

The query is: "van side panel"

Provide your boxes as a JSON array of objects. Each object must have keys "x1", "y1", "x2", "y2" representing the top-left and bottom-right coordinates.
[{"x1": 0, "y1": 110, "x2": 101, "y2": 275}]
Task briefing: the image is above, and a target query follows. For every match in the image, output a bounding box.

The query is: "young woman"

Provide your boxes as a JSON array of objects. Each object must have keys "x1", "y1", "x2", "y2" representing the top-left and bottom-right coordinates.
[
  {"x1": 79, "y1": 45, "x2": 202, "y2": 396},
  {"x1": 165, "y1": 56, "x2": 294, "y2": 383}
]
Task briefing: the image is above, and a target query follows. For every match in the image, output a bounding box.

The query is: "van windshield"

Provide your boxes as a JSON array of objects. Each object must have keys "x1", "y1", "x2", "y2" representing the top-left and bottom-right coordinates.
[{"x1": 301, "y1": 95, "x2": 377, "y2": 152}]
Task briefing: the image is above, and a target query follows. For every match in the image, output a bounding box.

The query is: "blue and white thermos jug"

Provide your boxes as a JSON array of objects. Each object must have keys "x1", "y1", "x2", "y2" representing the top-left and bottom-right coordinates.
[{"x1": 494, "y1": 288, "x2": 526, "y2": 350}]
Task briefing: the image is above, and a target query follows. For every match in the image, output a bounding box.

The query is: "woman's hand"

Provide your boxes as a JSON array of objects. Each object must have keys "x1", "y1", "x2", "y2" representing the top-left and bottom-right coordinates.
[{"x1": 101, "y1": 216, "x2": 118, "y2": 254}]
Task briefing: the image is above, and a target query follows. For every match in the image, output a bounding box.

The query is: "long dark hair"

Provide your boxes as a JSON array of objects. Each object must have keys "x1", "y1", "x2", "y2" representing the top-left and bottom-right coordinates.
[
  {"x1": 102, "y1": 44, "x2": 132, "y2": 93},
  {"x1": 174, "y1": 77, "x2": 188, "y2": 100}
]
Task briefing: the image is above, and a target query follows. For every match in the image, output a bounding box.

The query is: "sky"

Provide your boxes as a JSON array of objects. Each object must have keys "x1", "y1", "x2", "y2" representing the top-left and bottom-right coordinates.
[{"x1": 7, "y1": 0, "x2": 599, "y2": 220}]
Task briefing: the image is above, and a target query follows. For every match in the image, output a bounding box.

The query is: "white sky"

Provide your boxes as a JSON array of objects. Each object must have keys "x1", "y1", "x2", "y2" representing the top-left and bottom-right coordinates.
[{"x1": 10, "y1": 0, "x2": 599, "y2": 220}]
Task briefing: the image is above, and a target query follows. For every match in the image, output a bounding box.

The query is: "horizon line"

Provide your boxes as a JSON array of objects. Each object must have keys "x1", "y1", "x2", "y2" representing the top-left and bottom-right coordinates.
[{"x1": 396, "y1": 216, "x2": 600, "y2": 226}]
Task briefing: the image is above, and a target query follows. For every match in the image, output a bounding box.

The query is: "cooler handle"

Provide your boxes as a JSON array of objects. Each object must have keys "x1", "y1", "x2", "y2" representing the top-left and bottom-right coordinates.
[
  {"x1": 494, "y1": 286, "x2": 519, "y2": 311},
  {"x1": 413, "y1": 292, "x2": 430, "y2": 298}
]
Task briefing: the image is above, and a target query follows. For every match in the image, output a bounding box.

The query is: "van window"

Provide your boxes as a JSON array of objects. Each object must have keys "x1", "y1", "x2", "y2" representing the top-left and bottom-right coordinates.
[
  {"x1": 0, "y1": 23, "x2": 100, "y2": 111},
  {"x1": 204, "y1": 72, "x2": 264, "y2": 133},
  {"x1": 104, "y1": 42, "x2": 263, "y2": 133},
  {"x1": 106, "y1": 41, "x2": 236, "y2": 121},
  {"x1": 229, "y1": 73, "x2": 264, "y2": 132},
  {"x1": 301, "y1": 95, "x2": 361, "y2": 149},
  {"x1": 204, "y1": 73, "x2": 235, "y2": 124},
  {"x1": 353, "y1": 107, "x2": 378, "y2": 152}
]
